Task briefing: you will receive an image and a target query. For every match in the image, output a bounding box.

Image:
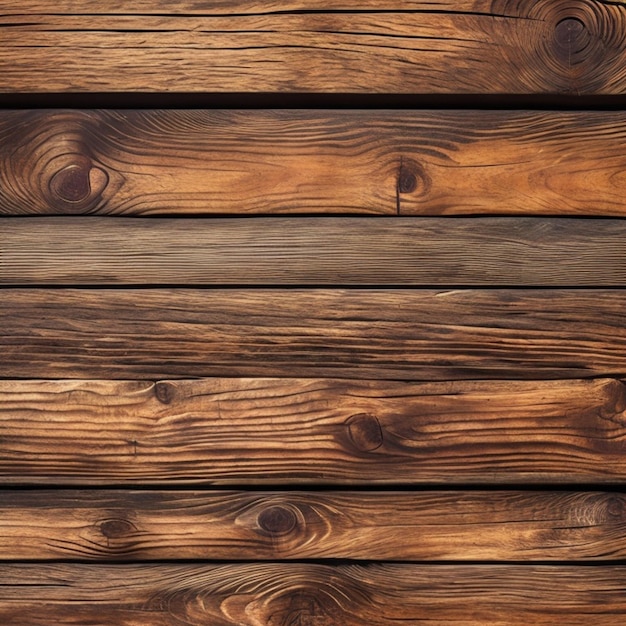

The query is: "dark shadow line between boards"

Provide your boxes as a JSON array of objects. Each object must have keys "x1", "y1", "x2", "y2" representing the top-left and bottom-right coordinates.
[{"x1": 4, "y1": 92, "x2": 626, "y2": 110}]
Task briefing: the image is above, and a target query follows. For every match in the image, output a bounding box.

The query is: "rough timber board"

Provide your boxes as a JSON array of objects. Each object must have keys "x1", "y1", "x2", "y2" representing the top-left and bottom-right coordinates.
[
  {"x1": 1, "y1": 564, "x2": 626, "y2": 625},
  {"x1": 2, "y1": 1, "x2": 626, "y2": 94},
  {"x1": 3, "y1": 109, "x2": 626, "y2": 216},
  {"x1": 1, "y1": 378, "x2": 626, "y2": 485}
]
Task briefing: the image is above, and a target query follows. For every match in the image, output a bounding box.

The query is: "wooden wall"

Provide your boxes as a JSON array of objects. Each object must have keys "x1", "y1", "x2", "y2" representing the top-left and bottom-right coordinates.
[{"x1": 2, "y1": 1, "x2": 626, "y2": 624}]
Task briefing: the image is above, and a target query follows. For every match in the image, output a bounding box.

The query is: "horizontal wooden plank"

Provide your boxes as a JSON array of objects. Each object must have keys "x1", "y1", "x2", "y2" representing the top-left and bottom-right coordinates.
[
  {"x1": 4, "y1": 217, "x2": 626, "y2": 286},
  {"x1": 3, "y1": 109, "x2": 626, "y2": 216},
  {"x1": 2, "y1": 289, "x2": 626, "y2": 381},
  {"x1": 1, "y1": 378, "x2": 625, "y2": 485},
  {"x1": 2, "y1": 489, "x2": 626, "y2": 561},
  {"x1": 2, "y1": 563, "x2": 626, "y2": 625},
  {"x1": 2, "y1": 2, "x2": 626, "y2": 94}
]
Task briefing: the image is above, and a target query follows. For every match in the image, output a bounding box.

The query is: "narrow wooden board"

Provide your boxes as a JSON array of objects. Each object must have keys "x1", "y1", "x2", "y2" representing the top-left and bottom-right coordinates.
[
  {"x1": 2, "y1": 563, "x2": 626, "y2": 625},
  {"x1": 2, "y1": 2, "x2": 626, "y2": 94},
  {"x1": 1, "y1": 378, "x2": 625, "y2": 485},
  {"x1": 4, "y1": 217, "x2": 626, "y2": 286},
  {"x1": 1, "y1": 489, "x2": 625, "y2": 560},
  {"x1": 2, "y1": 289, "x2": 626, "y2": 381},
  {"x1": 3, "y1": 110, "x2": 626, "y2": 216}
]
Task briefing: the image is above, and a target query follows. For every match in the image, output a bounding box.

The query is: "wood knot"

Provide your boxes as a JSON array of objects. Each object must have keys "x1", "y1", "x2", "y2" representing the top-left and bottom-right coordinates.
[
  {"x1": 48, "y1": 158, "x2": 108, "y2": 207},
  {"x1": 554, "y1": 17, "x2": 590, "y2": 60},
  {"x1": 258, "y1": 505, "x2": 298, "y2": 536},
  {"x1": 346, "y1": 413, "x2": 384, "y2": 452},
  {"x1": 606, "y1": 496, "x2": 625, "y2": 520},
  {"x1": 99, "y1": 518, "x2": 137, "y2": 539},
  {"x1": 397, "y1": 160, "x2": 429, "y2": 196},
  {"x1": 154, "y1": 381, "x2": 177, "y2": 404}
]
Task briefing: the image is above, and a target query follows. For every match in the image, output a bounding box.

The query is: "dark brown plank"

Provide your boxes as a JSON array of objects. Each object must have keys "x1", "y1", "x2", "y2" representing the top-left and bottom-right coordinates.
[
  {"x1": 1, "y1": 378, "x2": 625, "y2": 485},
  {"x1": 2, "y1": 563, "x2": 626, "y2": 625},
  {"x1": 2, "y1": 2, "x2": 626, "y2": 94},
  {"x1": 2, "y1": 489, "x2": 626, "y2": 560},
  {"x1": 2, "y1": 289, "x2": 626, "y2": 381},
  {"x1": 3, "y1": 110, "x2": 626, "y2": 216},
  {"x1": 4, "y1": 217, "x2": 626, "y2": 286}
]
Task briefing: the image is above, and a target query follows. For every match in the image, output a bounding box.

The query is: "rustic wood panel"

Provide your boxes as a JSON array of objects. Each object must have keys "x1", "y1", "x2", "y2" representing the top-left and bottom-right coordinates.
[
  {"x1": 4, "y1": 217, "x2": 626, "y2": 286},
  {"x1": 2, "y1": 489, "x2": 626, "y2": 561},
  {"x1": 2, "y1": 289, "x2": 626, "y2": 381},
  {"x1": 2, "y1": 1, "x2": 626, "y2": 94},
  {"x1": 3, "y1": 109, "x2": 626, "y2": 217},
  {"x1": 2, "y1": 563, "x2": 626, "y2": 625},
  {"x1": 1, "y1": 378, "x2": 625, "y2": 485}
]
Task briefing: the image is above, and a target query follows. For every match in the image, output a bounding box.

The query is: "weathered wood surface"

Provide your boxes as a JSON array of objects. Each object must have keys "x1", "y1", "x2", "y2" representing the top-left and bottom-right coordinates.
[
  {"x1": 2, "y1": 1, "x2": 626, "y2": 94},
  {"x1": 4, "y1": 217, "x2": 626, "y2": 286},
  {"x1": 1, "y1": 378, "x2": 625, "y2": 485},
  {"x1": 2, "y1": 289, "x2": 626, "y2": 381},
  {"x1": 2, "y1": 563, "x2": 626, "y2": 625},
  {"x1": 2, "y1": 489, "x2": 626, "y2": 561},
  {"x1": 3, "y1": 109, "x2": 626, "y2": 216}
]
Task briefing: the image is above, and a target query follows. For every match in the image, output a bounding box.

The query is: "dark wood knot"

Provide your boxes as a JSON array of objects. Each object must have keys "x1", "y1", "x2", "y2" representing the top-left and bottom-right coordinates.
[
  {"x1": 154, "y1": 381, "x2": 177, "y2": 404},
  {"x1": 257, "y1": 505, "x2": 298, "y2": 536},
  {"x1": 397, "y1": 159, "x2": 429, "y2": 197},
  {"x1": 99, "y1": 518, "x2": 137, "y2": 539},
  {"x1": 606, "y1": 496, "x2": 625, "y2": 520},
  {"x1": 48, "y1": 159, "x2": 108, "y2": 207},
  {"x1": 346, "y1": 413, "x2": 384, "y2": 452},
  {"x1": 554, "y1": 17, "x2": 590, "y2": 58}
]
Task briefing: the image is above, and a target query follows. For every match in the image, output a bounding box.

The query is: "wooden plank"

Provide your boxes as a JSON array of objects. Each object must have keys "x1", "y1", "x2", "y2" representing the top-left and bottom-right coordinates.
[
  {"x1": 1, "y1": 377, "x2": 625, "y2": 485},
  {"x1": 2, "y1": 2, "x2": 626, "y2": 95},
  {"x1": 3, "y1": 109, "x2": 626, "y2": 217},
  {"x1": 2, "y1": 489, "x2": 626, "y2": 561},
  {"x1": 2, "y1": 289, "x2": 626, "y2": 381},
  {"x1": 2, "y1": 563, "x2": 626, "y2": 625},
  {"x1": 4, "y1": 217, "x2": 626, "y2": 286}
]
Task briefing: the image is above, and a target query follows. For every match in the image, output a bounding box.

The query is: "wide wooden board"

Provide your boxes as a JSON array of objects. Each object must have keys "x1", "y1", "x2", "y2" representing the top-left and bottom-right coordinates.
[
  {"x1": 2, "y1": 1, "x2": 626, "y2": 94},
  {"x1": 3, "y1": 109, "x2": 626, "y2": 216},
  {"x1": 4, "y1": 217, "x2": 626, "y2": 286},
  {"x1": 1, "y1": 489, "x2": 625, "y2": 560},
  {"x1": 1, "y1": 378, "x2": 625, "y2": 485},
  {"x1": 2, "y1": 289, "x2": 626, "y2": 381},
  {"x1": 2, "y1": 563, "x2": 626, "y2": 625}
]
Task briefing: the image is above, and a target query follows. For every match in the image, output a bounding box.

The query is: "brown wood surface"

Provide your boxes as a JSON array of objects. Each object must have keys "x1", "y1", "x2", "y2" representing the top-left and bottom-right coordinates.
[
  {"x1": 2, "y1": 289, "x2": 626, "y2": 381},
  {"x1": 2, "y1": 2, "x2": 626, "y2": 94},
  {"x1": 2, "y1": 489, "x2": 626, "y2": 561},
  {"x1": 2, "y1": 563, "x2": 626, "y2": 625},
  {"x1": 4, "y1": 217, "x2": 626, "y2": 286},
  {"x1": 1, "y1": 377, "x2": 625, "y2": 485},
  {"x1": 3, "y1": 109, "x2": 626, "y2": 216}
]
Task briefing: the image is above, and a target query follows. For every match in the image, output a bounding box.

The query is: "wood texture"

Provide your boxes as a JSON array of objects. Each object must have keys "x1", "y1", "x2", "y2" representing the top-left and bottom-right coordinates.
[
  {"x1": 2, "y1": 563, "x2": 626, "y2": 625},
  {"x1": 2, "y1": 489, "x2": 626, "y2": 561},
  {"x1": 2, "y1": 289, "x2": 626, "y2": 381},
  {"x1": 2, "y1": 2, "x2": 626, "y2": 94},
  {"x1": 3, "y1": 109, "x2": 626, "y2": 217},
  {"x1": 4, "y1": 217, "x2": 626, "y2": 286},
  {"x1": 1, "y1": 377, "x2": 626, "y2": 485}
]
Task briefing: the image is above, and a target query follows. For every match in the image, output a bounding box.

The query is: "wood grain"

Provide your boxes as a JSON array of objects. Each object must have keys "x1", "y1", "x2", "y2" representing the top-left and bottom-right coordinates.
[
  {"x1": 3, "y1": 109, "x2": 626, "y2": 216},
  {"x1": 1, "y1": 377, "x2": 626, "y2": 485},
  {"x1": 2, "y1": 289, "x2": 626, "y2": 381},
  {"x1": 2, "y1": 563, "x2": 626, "y2": 625},
  {"x1": 2, "y1": 1, "x2": 626, "y2": 94},
  {"x1": 4, "y1": 217, "x2": 626, "y2": 286},
  {"x1": 2, "y1": 489, "x2": 626, "y2": 561}
]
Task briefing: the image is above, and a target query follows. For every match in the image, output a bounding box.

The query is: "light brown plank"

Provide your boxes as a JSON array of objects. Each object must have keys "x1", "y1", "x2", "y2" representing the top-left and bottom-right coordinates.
[
  {"x1": 1, "y1": 378, "x2": 625, "y2": 485},
  {"x1": 2, "y1": 563, "x2": 626, "y2": 625},
  {"x1": 2, "y1": 2, "x2": 626, "y2": 94},
  {"x1": 3, "y1": 110, "x2": 626, "y2": 216},
  {"x1": 4, "y1": 217, "x2": 626, "y2": 286},
  {"x1": 2, "y1": 289, "x2": 626, "y2": 381},
  {"x1": 1, "y1": 489, "x2": 626, "y2": 561}
]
